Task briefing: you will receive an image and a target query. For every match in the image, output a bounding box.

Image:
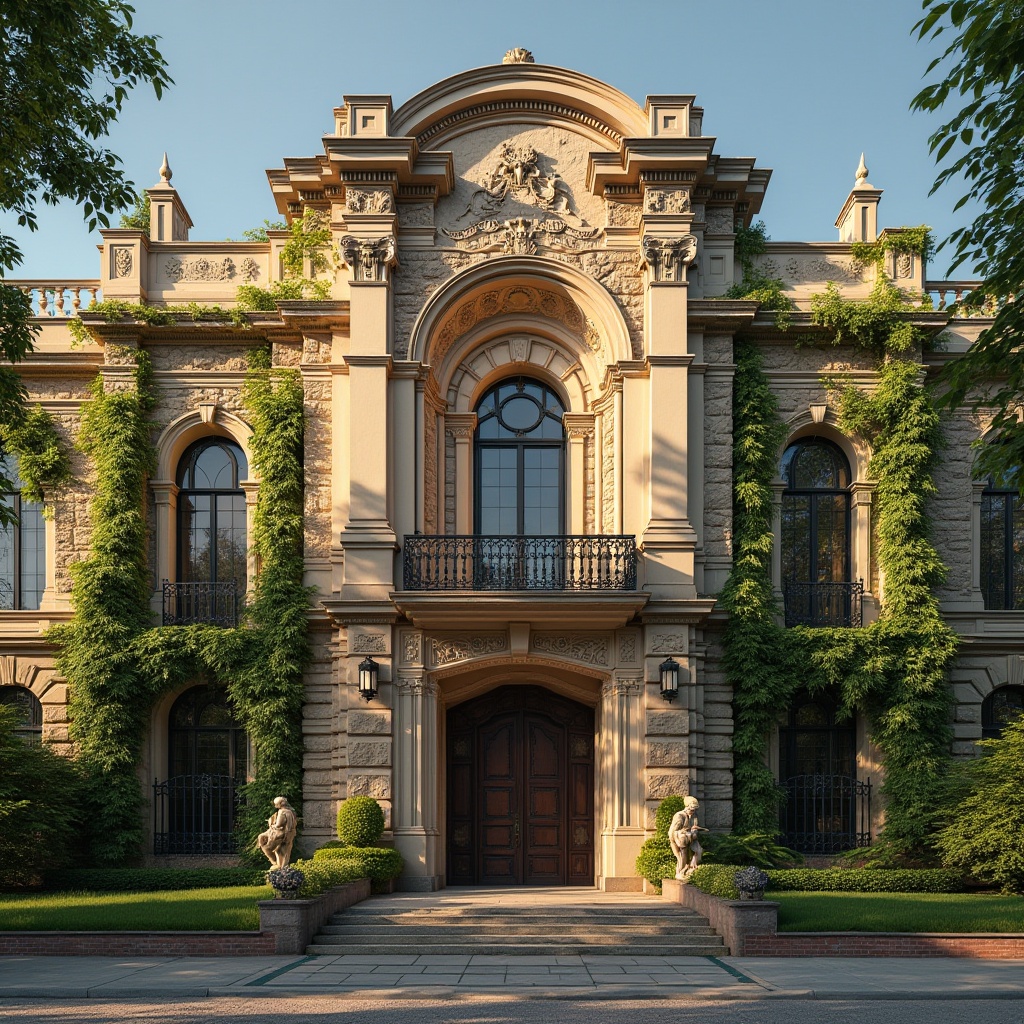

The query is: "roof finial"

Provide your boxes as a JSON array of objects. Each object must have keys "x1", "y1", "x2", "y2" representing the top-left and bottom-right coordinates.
[
  {"x1": 159, "y1": 152, "x2": 172, "y2": 185},
  {"x1": 503, "y1": 47, "x2": 535, "y2": 64},
  {"x1": 855, "y1": 152, "x2": 869, "y2": 188}
]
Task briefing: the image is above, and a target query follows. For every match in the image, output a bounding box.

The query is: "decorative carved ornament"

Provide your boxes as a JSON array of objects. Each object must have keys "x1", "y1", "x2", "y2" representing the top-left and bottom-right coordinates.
[
  {"x1": 532, "y1": 633, "x2": 609, "y2": 666},
  {"x1": 760, "y1": 255, "x2": 866, "y2": 285},
  {"x1": 430, "y1": 634, "x2": 508, "y2": 666},
  {"x1": 240, "y1": 257, "x2": 260, "y2": 282},
  {"x1": 401, "y1": 631, "x2": 422, "y2": 664},
  {"x1": 640, "y1": 235, "x2": 697, "y2": 282},
  {"x1": 340, "y1": 235, "x2": 397, "y2": 282},
  {"x1": 644, "y1": 189, "x2": 691, "y2": 215},
  {"x1": 503, "y1": 47, "x2": 535, "y2": 64},
  {"x1": 113, "y1": 248, "x2": 133, "y2": 278},
  {"x1": 650, "y1": 632, "x2": 686, "y2": 655},
  {"x1": 346, "y1": 189, "x2": 395, "y2": 215},
  {"x1": 602, "y1": 678, "x2": 643, "y2": 697},
  {"x1": 896, "y1": 252, "x2": 914, "y2": 279},
  {"x1": 395, "y1": 678, "x2": 438, "y2": 697},
  {"x1": 351, "y1": 633, "x2": 387, "y2": 654},
  {"x1": 444, "y1": 141, "x2": 602, "y2": 255},
  {"x1": 431, "y1": 284, "x2": 594, "y2": 366},
  {"x1": 618, "y1": 633, "x2": 637, "y2": 663},
  {"x1": 165, "y1": 257, "x2": 235, "y2": 282}
]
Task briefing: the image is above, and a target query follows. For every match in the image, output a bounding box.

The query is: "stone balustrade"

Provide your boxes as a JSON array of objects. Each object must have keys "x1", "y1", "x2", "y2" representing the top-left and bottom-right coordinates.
[
  {"x1": 4, "y1": 280, "x2": 102, "y2": 317},
  {"x1": 924, "y1": 279, "x2": 989, "y2": 314}
]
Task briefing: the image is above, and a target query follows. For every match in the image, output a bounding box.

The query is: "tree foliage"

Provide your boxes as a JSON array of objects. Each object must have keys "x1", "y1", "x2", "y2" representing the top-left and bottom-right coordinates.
[{"x1": 912, "y1": 0, "x2": 1024, "y2": 485}]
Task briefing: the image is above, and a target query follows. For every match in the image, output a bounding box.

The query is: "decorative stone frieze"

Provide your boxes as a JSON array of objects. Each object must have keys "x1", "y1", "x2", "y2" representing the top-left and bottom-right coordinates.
[
  {"x1": 644, "y1": 189, "x2": 691, "y2": 215},
  {"x1": 165, "y1": 256, "x2": 235, "y2": 282},
  {"x1": 429, "y1": 633, "x2": 508, "y2": 666},
  {"x1": 532, "y1": 632, "x2": 610, "y2": 665},
  {"x1": 649, "y1": 631, "x2": 688, "y2": 656},
  {"x1": 400, "y1": 631, "x2": 423, "y2": 666},
  {"x1": 346, "y1": 189, "x2": 395, "y2": 214},
  {"x1": 240, "y1": 257, "x2": 260, "y2": 281},
  {"x1": 351, "y1": 632, "x2": 388, "y2": 654}
]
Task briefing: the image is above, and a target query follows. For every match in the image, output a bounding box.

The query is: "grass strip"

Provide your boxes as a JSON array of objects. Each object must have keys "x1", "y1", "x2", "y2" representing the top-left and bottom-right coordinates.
[
  {"x1": 775, "y1": 891, "x2": 1024, "y2": 933},
  {"x1": 0, "y1": 885, "x2": 271, "y2": 931}
]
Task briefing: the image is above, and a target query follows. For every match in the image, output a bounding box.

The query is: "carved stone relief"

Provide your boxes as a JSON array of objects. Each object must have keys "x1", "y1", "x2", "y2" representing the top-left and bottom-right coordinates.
[
  {"x1": 618, "y1": 633, "x2": 638, "y2": 664},
  {"x1": 429, "y1": 634, "x2": 508, "y2": 666},
  {"x1": 240, "y1": 257, "x2": 260, "y2": 282},
  {"x1": 640, "y1": 235, "x2": 698, "y2": 282},
  {"x1": 165, "y1": 257, "x2": 236, "y2": 282},
  {"x1": 605, "y1": 201, "x2": 643, "y2": 228},
  {"x1": 444, "y1": 140, "x2": 602, "y2": 254},
  {"x1": 340, "y1": 235, "x2": 397, "y2": 282},
  {"x1": 346, "y1": 189, "x2": 395, "y2": 214},
  {"x1": 113, "y1": 248, "x2": 133, "y2": 278},
  {"x1": 896, "y1": 252, "x2": 914, "y2": 279},
  {"x1": 763, "y1": 255, "x2": 867, "y2": 284},
  {"x1": 351, "y1": 633, "x2": 388, "y2": 654},
  {"x1": 650, "y1": 632, "x2": 686, "y2": 655},
  {"x1": 644, "y1": 189, "x2": 691, "y2": 215},
  {"x1": 401, "y1": 631, "x2": 423, "y2": 665},
  {"x1": 532, "y1": 633, "x2": 610, "y2": 666},
  {"x1": 602, "y1": 678, "x2": 643, "y2": 697}
]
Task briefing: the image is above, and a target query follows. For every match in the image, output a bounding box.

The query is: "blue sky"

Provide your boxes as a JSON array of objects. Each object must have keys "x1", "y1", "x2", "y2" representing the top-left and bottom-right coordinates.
[{"x1": 5, "y1": 0, "x2": 975, "y2": 280}]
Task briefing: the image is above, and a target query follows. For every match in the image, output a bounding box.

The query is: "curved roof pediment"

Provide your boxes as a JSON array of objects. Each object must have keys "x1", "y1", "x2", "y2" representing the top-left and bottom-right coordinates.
[{"x1": 391, "y1": 63, "x2": 649, "y2": 150}]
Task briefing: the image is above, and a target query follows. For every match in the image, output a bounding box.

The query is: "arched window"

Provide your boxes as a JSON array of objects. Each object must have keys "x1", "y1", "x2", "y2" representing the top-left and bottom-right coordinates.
[
  {"x1": 980, "y1": 468, "x2": 1023, "y2": 609},
  {"x1": 0, "y1": 453, "x2": 46, "y2": 611},
  {"x1": 168, "y1": 440, "x2": 247, "y2": 626},
  {"x1": 155, "y1": 684, "x2": 248, "y2": 855},
  {"x1": 474, "y1": 377, "x2": 565, "y2": 536},
  {"x1": 0, "y1": 685, "x2": 42, "y2": 745},
  {"x1": 780, "y1": 438, "x2": 857, "y2": 626},
  {"x1": 981, "y1": 685, "x2": 1024, "y2": 740}
]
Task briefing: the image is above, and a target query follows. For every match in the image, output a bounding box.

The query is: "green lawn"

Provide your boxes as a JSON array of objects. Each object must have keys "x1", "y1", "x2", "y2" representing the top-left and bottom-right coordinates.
[
  {"x1": 0, "y1": 886, "x2": 272, "y2": 931},
  {"x1": 776, "y1": 891, "x2": 1024, "y2": 933}
]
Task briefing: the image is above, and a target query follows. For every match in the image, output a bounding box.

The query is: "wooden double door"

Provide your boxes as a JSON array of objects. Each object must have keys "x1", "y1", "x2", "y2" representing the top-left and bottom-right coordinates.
[{"x1": 447, "y1": 685, "x2": 594, "y2": 886}]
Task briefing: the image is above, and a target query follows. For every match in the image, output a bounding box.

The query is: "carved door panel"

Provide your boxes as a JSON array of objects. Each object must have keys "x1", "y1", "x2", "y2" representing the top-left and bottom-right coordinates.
[{"x1": 446, "y1": 685, "x2": 595, "y2": 887}]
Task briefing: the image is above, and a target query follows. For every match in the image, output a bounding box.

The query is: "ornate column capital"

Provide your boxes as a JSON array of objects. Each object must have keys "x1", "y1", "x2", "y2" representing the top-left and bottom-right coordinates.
[
  {"x1": 341, "y1": 234, "x2": 397, "y2": 283},
  {"x1": 640, "y1": 234, "x2": 697, "y2": 282}
]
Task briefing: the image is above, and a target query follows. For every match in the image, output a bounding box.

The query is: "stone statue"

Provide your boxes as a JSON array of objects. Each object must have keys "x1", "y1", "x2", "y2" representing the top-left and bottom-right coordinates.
[
  {"x1": 668, "y1": 796, "x2": 706, "y2": 881},
  {"x1": 257, "y1": 796, "x2": 298, "y2": 869}
]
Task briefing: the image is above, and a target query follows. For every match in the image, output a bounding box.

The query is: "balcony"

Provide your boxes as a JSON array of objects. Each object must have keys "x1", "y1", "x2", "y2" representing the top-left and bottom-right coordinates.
[
  {"x1": 162, "y1": 581, "x2": 240, "y2": 627},
  {"x1": 783, "y1": 580, "x2": 863, "y2": 628},
  {"x1": 403, "y1": 535, "x2": 638, "y2": 592}
]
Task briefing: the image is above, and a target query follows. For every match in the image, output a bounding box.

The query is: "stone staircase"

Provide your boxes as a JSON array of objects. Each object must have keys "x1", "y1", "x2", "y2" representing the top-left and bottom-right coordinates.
[{"x1": 306, "y1": 887, "x2": 725, "y2": 956}]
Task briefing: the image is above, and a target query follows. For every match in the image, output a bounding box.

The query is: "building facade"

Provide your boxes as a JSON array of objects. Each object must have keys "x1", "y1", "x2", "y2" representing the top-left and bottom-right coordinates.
[{"x1": 3, "y1": 53, "x2": 1019, "y2": 890}]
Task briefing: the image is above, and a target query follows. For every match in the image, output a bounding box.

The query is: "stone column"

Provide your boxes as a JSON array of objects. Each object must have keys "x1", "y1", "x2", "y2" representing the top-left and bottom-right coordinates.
[
  {"x1": 851, "y1": 481, "x2": 874, "y2": 620},
  {"x1": 392, "y1": 676, "x2": 441, "y2": 890},
  {"x1": 599, "y1": 676, "x2": 645, "y2": 891},
  {"x1": 150, "y1": 481, "x2": 179, "y2": 617}
]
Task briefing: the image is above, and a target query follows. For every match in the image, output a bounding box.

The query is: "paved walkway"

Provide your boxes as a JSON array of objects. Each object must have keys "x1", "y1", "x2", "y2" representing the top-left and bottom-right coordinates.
[{"x1": 2, "y1": 887, "x2": 1023, "y2": 1000}]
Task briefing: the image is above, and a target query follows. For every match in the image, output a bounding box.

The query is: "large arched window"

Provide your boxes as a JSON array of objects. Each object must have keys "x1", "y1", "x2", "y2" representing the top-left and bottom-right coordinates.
[
  {"x1": 980, "y1": 468, "x2": 1023, "y2": 609},
  {"x1": 982, "y1": 685, "x2": 1024, "y2": 740},
  {"x1": 780, "y1": 438, "x2": 857, "y2": 626},
  {"x1": 474, "y1": 377, "x2": 565, "y2": 536},
  {"x1": 0, "y1": 453, "x2": 46, "y2": 611},
  {"x1": 0, "y1": 685, "x2": 42, "y2": 745},
  {"x1": 155, "y1": 684, "x2": 248, "y2": 855},
  {"x1": 167, "y1": 440, "x2": 247, "y2": 626}
]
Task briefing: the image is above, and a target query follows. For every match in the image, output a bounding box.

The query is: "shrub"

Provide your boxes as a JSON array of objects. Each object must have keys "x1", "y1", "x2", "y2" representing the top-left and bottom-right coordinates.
[
  {"x1": 42, "y1": 867, "x2": 268, "y2": 892},
  {"x1": 635, "y1": 836, "x2": 676, "y2": 893},
  {"x1": 0, "y1": 705, "x2": 83, "y2": 888},
  {"x1": 336, "y1": 796, "x2": 385, "y2": 847},
  {"x1": 701, "y1": 831, "x2": 802, "y2": 869},
  {"x1": 765, "y1": 868, "x2": 962, "y2": 893},
  {"x1": 314, "y1": 844, "x2": 403, "y2": 892},
  {"x1": 289, "y1": 856, "x2": 363, "y2": 898},
  {"x1": 935, "y1": 717, "x2": 1024, "y2": 894},
  {"x1": 690, "y1": 864, "x2": 741, "y2": 899},
  {"x1": 654, "y1": 796, "x2": 688, "y2": 837}
]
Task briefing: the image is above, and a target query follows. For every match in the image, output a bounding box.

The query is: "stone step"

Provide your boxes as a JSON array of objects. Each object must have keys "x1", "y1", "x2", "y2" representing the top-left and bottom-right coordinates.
[
  {"x1": 312, "y1": 928, "x2": 717, "y2": 944},
  {"x1": 305, "y1": 941, "x2": 726, "y2": 956},
  {"x1": 335, "y1": 910, "x2": 703, "y2": 923},
  {"x1": 317, "y1": 922, "x2": 716, "y2": 937}
]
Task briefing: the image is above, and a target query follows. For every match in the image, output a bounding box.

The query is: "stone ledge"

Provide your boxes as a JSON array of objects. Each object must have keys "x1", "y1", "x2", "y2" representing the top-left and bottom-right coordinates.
[
  {"x1": 0, "y1": 932, "x2": 276, "y2": 957},
  {"x1": 257, "y1": 878, "x2": 371, "y2": 953},
  {"x1": 662, "y1": 877, "x2": 778, "y2": 955}
]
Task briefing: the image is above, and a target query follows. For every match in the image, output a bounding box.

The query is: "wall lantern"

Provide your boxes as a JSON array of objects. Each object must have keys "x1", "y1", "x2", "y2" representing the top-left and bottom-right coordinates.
[
  {"x1": 358, "y1": 656, "x2": 379, "y2": 702},
  {"x1": 659, "y1": 656, "x2": 680, "y2": 703}
]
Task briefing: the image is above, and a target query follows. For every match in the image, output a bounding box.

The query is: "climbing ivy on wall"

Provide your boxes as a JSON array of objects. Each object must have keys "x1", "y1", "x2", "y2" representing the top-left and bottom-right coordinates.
[
  {"x1": 55, "y1": 343, "x2": 310, "y2": 866},
  {"x1": 723, "y1": 255, "x2": 957, "y2": 861},
  {"x1": 0, "y1": 403, "x2": 72, "y2": 512},
  {"x1": 725, "y1": 220, "x2": 793, "y2": 328}
]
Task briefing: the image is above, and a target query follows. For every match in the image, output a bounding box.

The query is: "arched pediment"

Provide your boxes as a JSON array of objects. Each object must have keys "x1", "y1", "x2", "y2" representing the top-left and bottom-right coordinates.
[{"x1": 391, "y1": 64, "x2": 647, "y2": 150}]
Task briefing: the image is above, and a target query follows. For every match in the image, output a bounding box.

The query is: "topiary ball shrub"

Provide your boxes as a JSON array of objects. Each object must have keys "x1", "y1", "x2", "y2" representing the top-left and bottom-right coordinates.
[
  {"x1": 654, "y1": 795, "x2": 688, "y2": 838},
  {"x1": 635, "y1": 836, "x2": 676, "y2": 893},
  {"x1": 336, "y1": 796, "x2": 385, "y2": 847}
]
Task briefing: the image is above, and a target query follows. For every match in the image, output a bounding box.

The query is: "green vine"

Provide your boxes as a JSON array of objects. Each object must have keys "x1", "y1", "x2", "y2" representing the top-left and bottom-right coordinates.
[
  {"x1": 724, "y1": 221, "x2": 793, "y2": 328},
  {"x1": 68, "y1": 300, "x2": 249, "y2": 345},
  {"x1": 0, "y1": 404, "x2": 72, "y2": 512},
  {"x1": 724, "y1": 324, "x2": 956, "y2": 861},
  {"x1": 54, "y1": 344, "x2": 310, "y2": 865}
]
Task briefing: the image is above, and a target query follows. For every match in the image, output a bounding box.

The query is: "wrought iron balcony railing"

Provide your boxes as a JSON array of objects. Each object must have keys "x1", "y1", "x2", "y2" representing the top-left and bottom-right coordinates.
[
  {"x1": 162, "y1": 580, "x2": 240, "y2": 627},
  {"x1": 153, "y1": 773, "x2": 239, "y2": 855},
  {"x1": 402, "y1": 535, "x2": 638, "y2": 592},
  {"x1": 781, "y1": 773, "x2": 872, "y2": 854},
  {"x1": 783, "y1": 580, "x2": 863, "y2": 628}
]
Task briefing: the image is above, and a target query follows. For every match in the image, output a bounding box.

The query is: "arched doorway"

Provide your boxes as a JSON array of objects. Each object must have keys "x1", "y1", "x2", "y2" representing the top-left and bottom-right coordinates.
[{"x1": 447, "y1": 685, "x2": 594, "y2": 886}]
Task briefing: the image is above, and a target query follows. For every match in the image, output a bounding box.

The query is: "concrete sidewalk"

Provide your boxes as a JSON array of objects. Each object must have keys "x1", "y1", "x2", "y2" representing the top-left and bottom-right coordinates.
[{"x1": 1, "y1": 953, "x2": 1023, "y2": 1000}]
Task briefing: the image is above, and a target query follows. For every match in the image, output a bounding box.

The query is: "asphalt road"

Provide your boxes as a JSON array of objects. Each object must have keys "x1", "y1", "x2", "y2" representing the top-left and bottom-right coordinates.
[{"x1": 2, "y1": 997, "x2": 1023, "y2": 1024}]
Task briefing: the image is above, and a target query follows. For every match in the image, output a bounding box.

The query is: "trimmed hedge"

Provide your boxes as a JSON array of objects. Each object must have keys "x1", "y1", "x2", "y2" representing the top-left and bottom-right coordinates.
[
  {"x1": 42, "y1": 867, "x2": 268, "y2": 893},
  {"x1": 688, "y1": 865, "x2": 965, "y2": 900},
  {"x1": 635, "y1": 837, "x2": 676, "y2": 893},
  {"x1": 289, "y1": 856, "x2": 363, "y2": 898},
  {"x1": 314, "y1": 844, "x2": 404, "y2": 892}
]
